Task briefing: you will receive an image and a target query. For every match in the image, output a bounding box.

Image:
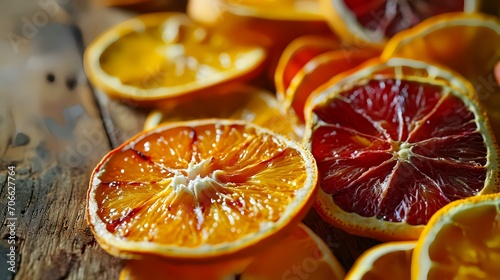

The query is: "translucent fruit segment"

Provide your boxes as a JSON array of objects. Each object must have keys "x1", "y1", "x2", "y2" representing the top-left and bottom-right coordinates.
[
  {"x1": 311, "y1": 78, "x2": 489, "y2": 225},
  {"x1": 94, "y1": 123, "x2": 309, "y2": 247}
]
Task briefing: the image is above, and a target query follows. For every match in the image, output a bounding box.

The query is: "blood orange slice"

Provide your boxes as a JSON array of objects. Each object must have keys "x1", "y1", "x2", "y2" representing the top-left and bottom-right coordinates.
[
  {"x1": 86, "y1": 119, "x2": 318, "y2": 261},
  {"x1": 304, "y1": 58, "x2": 500, "y2": 241},
  {"x1": 319, "y1": 0, "x2": 479, "y2": 47}
]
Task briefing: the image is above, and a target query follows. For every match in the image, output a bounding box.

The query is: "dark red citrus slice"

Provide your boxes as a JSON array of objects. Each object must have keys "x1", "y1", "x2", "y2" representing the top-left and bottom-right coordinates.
[
  {"x1": 319, "y1": 0, "x2": 479, "y2": 46},
  {"x1": 304, "y1": 58, "x2": 499, "y2": 241}
]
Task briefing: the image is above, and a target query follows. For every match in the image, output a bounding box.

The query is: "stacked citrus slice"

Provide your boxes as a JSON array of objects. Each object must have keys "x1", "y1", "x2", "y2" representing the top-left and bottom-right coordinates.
[
  {"x1": 86, "y1": 119, "x2": 318, "y2": 262},
  {"x1": 304, "y1": 58, "x2": 500, "y2": 241},
  {"x1": 84, "y1": 12, "x2": 266, "y2": 105},
  {"x1": 275, "y1": 35, "x2": 380, "y2": 122}
]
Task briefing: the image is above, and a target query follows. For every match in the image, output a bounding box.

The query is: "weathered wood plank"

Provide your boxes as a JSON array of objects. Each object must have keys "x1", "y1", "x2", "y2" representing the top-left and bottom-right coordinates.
[{"x1": 0, "y1": 3, "x2": 125, "y2": 279}]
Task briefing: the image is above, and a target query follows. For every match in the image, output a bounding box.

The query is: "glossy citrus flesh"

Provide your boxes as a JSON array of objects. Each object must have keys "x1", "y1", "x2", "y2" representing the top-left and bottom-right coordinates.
[
  {"x1": 382, "y1": 12, "x2": 500, "y2": 142},
  {"x1": 285, "y1": 48, "x2": 380, "y2": 122},
  {"x1": 275, "y1": 35, "x2": 339, "y2": 98},
  {"x1": 87, "y1": 119, "x2": 317, "y2": 261},
  {"x1": 119, "y1": 223, "x2": 344, "y2": 280},
  {"x1": 305, "y1": 59, "x2": 499, "y2": 240},
  {"x1": 143, "y1": 84, "x2": 300, "y2": 140},
  {"x1": 345, "y1": 242, "x2": 415, "y2": 280},
  {"x1": 413, "y1": 195, "x2": 500, "y2": 280},
  {"x1": 240, "y1": 223, "x2": 345, "y2": 280},
  {"x1": 84, "y1": 13, "x2": 265, "y2": 103}
]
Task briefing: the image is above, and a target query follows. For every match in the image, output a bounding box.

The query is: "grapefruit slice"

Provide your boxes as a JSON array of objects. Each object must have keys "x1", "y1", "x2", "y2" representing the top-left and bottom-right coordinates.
[
  {"x1": 86, "y1": 119, "x2": 318, "y2": 262},
  {"x1": 319, "y1": 0, "x2": 479, "y2": 47},
  {"x1": 413, "y1": 194, "x2": 500, "y2": 280},
  {"x1": 345, "y1": 241, "x2": 415, "y2": 280},
  {"x1": 304, "y1": 58, "x2": 500, "y2": 241}
]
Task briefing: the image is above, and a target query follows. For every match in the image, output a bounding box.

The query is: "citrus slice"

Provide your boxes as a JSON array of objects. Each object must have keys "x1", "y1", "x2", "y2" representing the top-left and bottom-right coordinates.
[
  {"x1": 284, "y1": 47, "x2": 380, "y2": 122},
  {"x1": 86, "y1": 119, "x2": 318, "y2": 261},
  {"x1": 218, "y1": 0, "x2": 324, "y2": 21},
  {"x1": 412, "y1": 194, "x2": 500, "y2": 280},
  {"x1": 304, "y1": 58, "x2": 500, "y2": 241},
  {"x1": 119, "y1": 256, "x2": 251, "y2": 280},
  {"x1": 143, "y1": 84, "x2": 301, "y2": 140},
  {"x1": 319, "y1": 0, "x2": 479, "y2": 47},
  {"x1": 274, "y1": 35, "x2": 340, "y2": 99},
  {"x1": 188, "y1": 0, "x2": 333, "y2": 79},
  {"x1": 240, "y1": 223, "x2": 345, "y2": 280},
  {"x1": 118, "y1": 223, "x2": 345, "y2": 280},
  {"x1": 345, "y1": 241, "x2": 415, "y2": 280},
  {"x1": 382, "y1": 12, "x2": 500, "y2": 142},
  {"x1": 84, "y1": 12, "x2": 266, "y2": 105}
]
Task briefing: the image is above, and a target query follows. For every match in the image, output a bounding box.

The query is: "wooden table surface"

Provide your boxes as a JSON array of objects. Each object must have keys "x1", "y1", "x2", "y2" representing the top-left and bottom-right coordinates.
[{"x1": 0, "y1": 2, "x2": 379, "y2": 279}]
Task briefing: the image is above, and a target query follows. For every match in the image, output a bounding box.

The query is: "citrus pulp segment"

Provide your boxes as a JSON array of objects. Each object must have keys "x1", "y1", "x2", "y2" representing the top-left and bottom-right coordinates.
[
  {"x1": 412, "y1": 194, "x2": 500, "y2": 280},
  {"x1": 143, "y1": 84, "x2": 301, "y2": 140},
  {"x1": 319, "y1": 0, "x2": 478, "y2": 47},
  {"x1": 84, "y1": 13, "x2": 266, "y2": 104},
  {"x1": 86, "y1": 119, "x2": 318, "y2": 261},
  {"x1": 345, "y1": 241, "x2": 415, "y2": 280},
  {"x1": 304, "y1": 58, "x2": 500, "y2": 241},
  {"x1": 382, "y1": 12, "x2": 500, "y2": 142}
]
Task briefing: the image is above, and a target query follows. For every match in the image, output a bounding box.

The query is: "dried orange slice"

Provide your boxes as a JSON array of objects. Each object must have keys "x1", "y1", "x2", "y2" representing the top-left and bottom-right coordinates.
[
  {"x1": 345, "y1": 241, "x2": 415, "y2": 280},
  {"x1": 304, "y1": 58, "x2": 500, "y2": 241},
  {"x1": 84, "y1": 12, "x2": 265, "y2": 105},
  {"x1": 218, "y1": 0, "x2": 324, "y2": 21},
  {"x1": 284, "y1": 47, "x2": 380, "y2": 122},
  {"x1": 143, "y1": 84, "x2": 301, "y2": 140},
  {"x1": 188, "y1": 0, "x2": 332, "y2": 79},
  {"x1": 119, "y1": 223, "x2": 345, "y2": 280},
  {"x1": 274, "y1": 35, "x2": 340, "y2": 100},
  {"x1": 412, "y1": 194, "x2": 500, "y2": 280},
  {"x1": 382, "y1": 12, "x2": 500, "y2": 142},
  {"x1": 319, "y1": 0, "x2": 479, "y2": 47},
  {"x1": 119, "y1": 256, "x2": 252, "y2": 280},
  {"x1": 86, "y1": 119, "x2": 318, "y2": 262}
]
